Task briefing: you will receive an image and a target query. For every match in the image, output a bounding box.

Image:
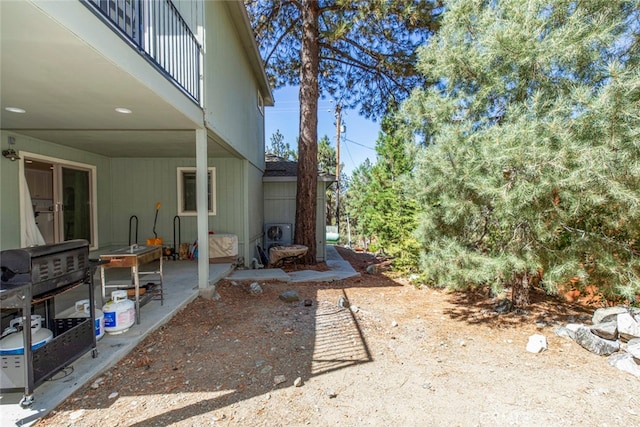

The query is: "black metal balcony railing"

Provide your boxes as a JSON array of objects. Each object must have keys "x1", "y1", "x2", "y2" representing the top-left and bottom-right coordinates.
[{"x1": 82, "y1": 0, "x2": 201, "y2": 103}]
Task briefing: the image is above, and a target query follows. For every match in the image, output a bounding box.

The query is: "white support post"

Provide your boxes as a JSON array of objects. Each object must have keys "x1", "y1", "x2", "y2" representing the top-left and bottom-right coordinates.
[{"x1": 196, "y1": 128, "x2": 209, "y2": 289}]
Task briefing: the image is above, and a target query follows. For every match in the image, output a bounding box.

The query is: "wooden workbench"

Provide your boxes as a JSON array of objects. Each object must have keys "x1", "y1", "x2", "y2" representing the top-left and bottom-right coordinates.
[{"x1": 99, "y1": 245, "x2": 163, "y2": 324}]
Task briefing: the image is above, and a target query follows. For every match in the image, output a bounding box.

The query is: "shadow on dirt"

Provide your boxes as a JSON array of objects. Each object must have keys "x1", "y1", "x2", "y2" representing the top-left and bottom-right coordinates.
[
  {"x1": 41, "y1": 254, "x2": 402, "y2": 426},
  {"x1": 442, "y1": 285, "x2": 594, "y2": 328}
]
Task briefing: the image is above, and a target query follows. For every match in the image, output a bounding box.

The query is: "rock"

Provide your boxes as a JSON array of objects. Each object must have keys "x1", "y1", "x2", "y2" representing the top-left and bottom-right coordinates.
[
  {"x1": 90, "y1": 377, "x2": 104, "y2": 389},
  {"x1": 494, "y1": 299, "x2": 513, "y2": 314},
  {"x1": 279, "y1": 290, "x2": 299, "y2": 302},
  {"x1": 69, "y1": 409, "x2": 85, "y2": 420},
  {"x1": 391, "y1": 320, "x2": 398, "y2": 327},
  {"x1": 574, "y1": 326, "x2": 620, "y2": 356},
  {"x1": 294, "y1": 377, "x2": 303, "y2": 387},
  {"x1": 260, "y1": 365, "x2": 273, "y2": 374},
  {"x1": 590, "y1": 321, "x2": 618, "y2": 340},
  {"x1": 554, "y1": 326, "x2": 571, "y2": 339},
  {"x1": 593, "y1": 306, "x2": 629, "y2": 324},
  {"x1": 617, "y1": 312, "x2": 640, "y2": 341},
  {"x1": 304, "y1": 299, "x2": 313, "y2": 307},
  {"x1": 350, "y1": 305, "x2": 359, "y2": 313},
  {"x1": 337, "y1": 296, "x2": 349, "y2": 308},
  {"x1": 274, "y1": 375, "x2": 286, "y2": 385},
  {"x1": 366, "y1": 264, "x2": 380, "y2": 274},
  {"x1": 608, "y1": 353, "x2": 640, "y2": 378},
  {"x1": 248, "y1": 282, "x2": 263, "y2": 295},
  {"x1": 327, "y1": 390, "x2": 337, "y2": 398},
  {"x1": 555, "y1": 323, "x2": 583, "y2": 340},
  {"x1": 108, "y1": 392, "x2": 119, "y2": 399},
  {"x1": 526, "y1": 334, "x2": 548, "y2": 353},
  {"x1": 627, "y1": 341, "x2": 640, "y2": 360}
]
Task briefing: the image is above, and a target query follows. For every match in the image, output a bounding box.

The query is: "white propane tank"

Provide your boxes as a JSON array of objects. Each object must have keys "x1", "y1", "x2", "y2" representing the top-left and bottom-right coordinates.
[
  {"x1": 68, "y1": 299, "x2": 105, "y2": 340},
  {"x1": 102, "y1": 290, "x2": 135, "y2": 335},
  {"x1": 0, "y1": 315, "x2": 53, "y2": 355}
]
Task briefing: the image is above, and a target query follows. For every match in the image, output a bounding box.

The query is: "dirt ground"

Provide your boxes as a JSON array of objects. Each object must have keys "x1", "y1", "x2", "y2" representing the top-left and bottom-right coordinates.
[{"x1": 36, "y1": 247, "x2": 638, "y2": 427}]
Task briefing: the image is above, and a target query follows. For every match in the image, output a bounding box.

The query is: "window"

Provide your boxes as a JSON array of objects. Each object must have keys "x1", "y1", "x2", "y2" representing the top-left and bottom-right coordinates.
[
  {"x1": 258, "y1": 92, "x2": 264, "y2": 115},
  {"x1": 177, "y1": 167, "x2": 216, "y2": 216}
]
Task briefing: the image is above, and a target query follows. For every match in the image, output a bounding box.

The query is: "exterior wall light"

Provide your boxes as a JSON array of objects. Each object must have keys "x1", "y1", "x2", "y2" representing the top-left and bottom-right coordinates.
[{"x1": 2, "y1": 136, "x2": 20, "y2": 161}]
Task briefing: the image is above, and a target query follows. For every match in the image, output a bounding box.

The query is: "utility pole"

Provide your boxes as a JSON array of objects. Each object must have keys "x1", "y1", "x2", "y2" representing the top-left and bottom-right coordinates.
[{"x1": 335, "y1": 104, "x2": 342, "y2": 231}]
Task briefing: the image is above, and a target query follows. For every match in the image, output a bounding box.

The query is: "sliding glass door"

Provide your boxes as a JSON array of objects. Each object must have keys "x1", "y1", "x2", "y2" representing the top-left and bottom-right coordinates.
[
  {"x1": 23, "y1": 154, "x2": 97, "y2": 249},
  {"x1": 59, "y1": 166, "x2": 92, "y2": 243}
]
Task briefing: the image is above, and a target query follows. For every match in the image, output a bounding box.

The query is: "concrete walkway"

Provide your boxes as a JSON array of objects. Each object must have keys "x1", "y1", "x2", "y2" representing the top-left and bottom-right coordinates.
[{"x1": 226, "y1": 245, "x2": 360, "y2": 283}]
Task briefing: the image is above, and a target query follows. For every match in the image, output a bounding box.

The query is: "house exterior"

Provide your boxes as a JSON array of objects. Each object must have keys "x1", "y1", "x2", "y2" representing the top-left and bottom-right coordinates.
[
  {"x1": 0, "y1": 0, "x2": 273, "y2": 289},
  {"x1": 263, "y1": 154, "x2": 334, "y2": 262}
]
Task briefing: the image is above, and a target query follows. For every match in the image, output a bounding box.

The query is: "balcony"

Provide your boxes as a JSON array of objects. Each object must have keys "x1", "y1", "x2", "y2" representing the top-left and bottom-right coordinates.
[{"x1": 82, "y1": 0, "x2": 201, "y2": 104}]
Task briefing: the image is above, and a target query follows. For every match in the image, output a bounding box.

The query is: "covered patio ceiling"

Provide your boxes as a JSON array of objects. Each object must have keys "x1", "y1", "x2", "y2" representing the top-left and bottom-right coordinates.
[{"x1": 0, "y1": 0, "x2": 230, "y2": 158}]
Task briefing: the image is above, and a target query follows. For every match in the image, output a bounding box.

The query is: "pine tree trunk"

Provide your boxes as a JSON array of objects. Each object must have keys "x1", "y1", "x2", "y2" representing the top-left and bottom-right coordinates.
[
  {"x1": 295, "y1": 0, "x2": 319, "y2": 264},
  {"x1": 512, "y1": 271, "x2": 530, "y2": 308}
]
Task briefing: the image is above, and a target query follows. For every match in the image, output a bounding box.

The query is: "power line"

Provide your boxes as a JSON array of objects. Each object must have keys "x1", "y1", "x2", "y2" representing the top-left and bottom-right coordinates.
[
  {"x1": 342, "y1": 136, "x2": 356, "y2": 170},
  {"x1": 343, "y1": 137, "x2": 375, "y2": 151}
]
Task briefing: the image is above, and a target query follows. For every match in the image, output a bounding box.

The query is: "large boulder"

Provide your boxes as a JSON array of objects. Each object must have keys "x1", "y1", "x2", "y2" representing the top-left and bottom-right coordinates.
[
  {"x1": 590, "y1": 321, "x2": 618, "y2": 340},
  {"x1": 574, "y1": 326, "x2": 620, "y2": 356},
  {"x1": 554, "y1": 323, "x2": 583, "y2": 340},
  {"x1": 608, "y1": 352, "x2": 640, "y2": 378},
  {"x1": 626, "y1": 340, "x2": 640, "y2": 360},
  {"x1": 617, "y1": 312, "x2": 640, "y2": 342},
  {"x1": 592, "y1": 306, "x2": 629, "y2": 324}
]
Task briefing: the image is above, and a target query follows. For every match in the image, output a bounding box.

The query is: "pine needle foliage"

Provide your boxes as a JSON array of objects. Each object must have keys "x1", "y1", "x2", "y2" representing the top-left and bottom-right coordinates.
[
  {"x1": 346, "y1": 118, "x2": 419, "y2": 270},
  {"x1": 402, "y1": 0, "x2": 640, "y2": 305}
]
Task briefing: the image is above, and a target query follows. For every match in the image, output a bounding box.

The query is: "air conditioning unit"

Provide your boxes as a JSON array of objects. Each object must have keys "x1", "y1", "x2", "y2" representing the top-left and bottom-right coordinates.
[{"x1": 264, "y1": 223, "x2": 292, "y2": 250}]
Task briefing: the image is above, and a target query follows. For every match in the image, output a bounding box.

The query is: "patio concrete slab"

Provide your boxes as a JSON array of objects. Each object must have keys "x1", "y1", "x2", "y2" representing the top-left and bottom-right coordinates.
[{"x1": 226, "y1": 268, "x2": 291, "y2": 282}]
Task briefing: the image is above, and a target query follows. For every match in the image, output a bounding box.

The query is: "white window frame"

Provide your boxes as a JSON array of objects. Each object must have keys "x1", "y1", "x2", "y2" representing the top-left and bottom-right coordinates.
[
  {"x1": 258, "y1": 91, "x2": 264, "y2": 115},
  {"x1": 177, "y1": 167, "x2": 216, "y2": 216}
]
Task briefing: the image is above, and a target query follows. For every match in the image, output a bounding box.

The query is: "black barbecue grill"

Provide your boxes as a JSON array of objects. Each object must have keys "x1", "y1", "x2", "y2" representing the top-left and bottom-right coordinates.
[{"x1": 0, "y1": 240, "x2": 98, "y2": 407}]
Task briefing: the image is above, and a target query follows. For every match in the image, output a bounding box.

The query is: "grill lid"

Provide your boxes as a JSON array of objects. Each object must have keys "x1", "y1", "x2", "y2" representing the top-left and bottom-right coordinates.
[{"x1": 1, "y1": 240, "x2": 89, "y2": 289}]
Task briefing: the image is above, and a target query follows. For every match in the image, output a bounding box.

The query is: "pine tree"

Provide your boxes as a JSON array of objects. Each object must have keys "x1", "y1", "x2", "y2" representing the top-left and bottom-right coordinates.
[
  {"x1": 245, "y1": 0, "x2": 442, "y2": 262},
  {"x1": 267, "y1": 129, "x2": 297, "y2": 160},
  {"x1": 345, "y1": 117, "x2": 418, "y2": 267},
  {"x1": 403, "y1": 0, "x2": 640, "y2": 306}
]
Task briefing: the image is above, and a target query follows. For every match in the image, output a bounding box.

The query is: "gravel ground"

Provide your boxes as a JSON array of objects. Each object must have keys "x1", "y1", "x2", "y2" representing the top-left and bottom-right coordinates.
[{"x1": 36, "y1": 247, "x2": 639, "y2": 427}]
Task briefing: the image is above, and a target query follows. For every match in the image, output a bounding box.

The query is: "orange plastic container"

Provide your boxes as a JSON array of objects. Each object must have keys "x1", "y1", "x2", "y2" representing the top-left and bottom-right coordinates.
[{"x1": 146, "y1": 237, "x2": 163, "y2": 246}]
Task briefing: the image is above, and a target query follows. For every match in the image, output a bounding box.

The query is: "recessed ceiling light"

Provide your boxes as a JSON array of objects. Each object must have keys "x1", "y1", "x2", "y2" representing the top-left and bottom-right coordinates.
[
  {"x1": 5, "y1": 107, "x2": 26, "y2": 113},
  {"x1": 115, "y1": 107, "x2": 132, "y2": 114}
]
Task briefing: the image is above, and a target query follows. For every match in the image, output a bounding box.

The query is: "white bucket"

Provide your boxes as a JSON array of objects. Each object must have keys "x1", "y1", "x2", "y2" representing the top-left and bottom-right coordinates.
[
  {"x1": 102, "y1": 290, "x2": 135, "y2": 335},
  {"x1": 69, "y1": 299, "x2": 105, "y2": 340}
]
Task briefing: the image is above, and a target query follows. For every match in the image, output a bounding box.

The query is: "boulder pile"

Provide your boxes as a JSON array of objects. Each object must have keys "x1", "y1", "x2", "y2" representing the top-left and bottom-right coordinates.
[{"x1": 555, "y1": 306, "x2": 640, "y2": 378}]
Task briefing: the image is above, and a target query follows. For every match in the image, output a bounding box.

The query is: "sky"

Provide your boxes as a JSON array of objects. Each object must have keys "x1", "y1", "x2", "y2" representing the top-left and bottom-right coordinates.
[{"x1": 264, "y1": 85, "x2": 382, "y2": 176}]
